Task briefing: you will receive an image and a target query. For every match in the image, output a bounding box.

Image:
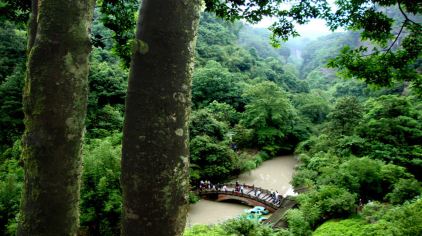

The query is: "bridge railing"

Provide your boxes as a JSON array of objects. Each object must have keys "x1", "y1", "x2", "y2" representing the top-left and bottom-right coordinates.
[
  {"x1": 224, "y1": 183, "x2": 275, "y2": 195},
  {"x1": 221, "y1": 183, "x2": 282, "y2": 200},
  {"x1": 199, "y1": 183, "x2": 282, "y2": 209}
]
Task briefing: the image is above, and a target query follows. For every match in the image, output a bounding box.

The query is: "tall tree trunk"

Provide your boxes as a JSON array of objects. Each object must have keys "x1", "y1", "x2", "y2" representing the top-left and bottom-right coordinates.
[
  {"x1": 121, "y1": 0, "x2": 201, "y2": 235},
  {"x1": 17, "y1": 0, "x2": 95, "y2": 235}
]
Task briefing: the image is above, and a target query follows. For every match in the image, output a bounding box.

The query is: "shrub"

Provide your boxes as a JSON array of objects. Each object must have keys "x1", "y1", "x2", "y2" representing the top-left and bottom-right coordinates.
[
  {"x1": 313, "y1": 217, "x2": 366, "y2": 236},
  {"x1": 284, "y1": 209, "x2": 312, "y2": 236},
  {"x1": 297, "y1": 185, "x2": 357, "y2": 225},
  {"x1": 385, "y1": 178, "x2": 422, "y2": 204}
]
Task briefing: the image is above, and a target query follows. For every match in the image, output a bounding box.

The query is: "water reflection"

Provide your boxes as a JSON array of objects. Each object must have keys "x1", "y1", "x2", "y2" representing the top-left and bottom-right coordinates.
[{"x1": 186, "y1": 199, "x2": 247, "y2": 226}]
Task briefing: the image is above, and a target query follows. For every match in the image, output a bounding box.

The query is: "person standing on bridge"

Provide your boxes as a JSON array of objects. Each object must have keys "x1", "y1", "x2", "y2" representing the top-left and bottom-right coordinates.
[
  {"x1": 235, "y1": 181, "x2": 240, "y2": 192},
  {"x1": 273, "y1": 191, "x2": 279, "y2": 204},
  {"x1": 256, "y1": 188, "x2": 261, "y2": 197},
  {"x1": 271, "y1": 190, "x2": 276, "y2": 202}
]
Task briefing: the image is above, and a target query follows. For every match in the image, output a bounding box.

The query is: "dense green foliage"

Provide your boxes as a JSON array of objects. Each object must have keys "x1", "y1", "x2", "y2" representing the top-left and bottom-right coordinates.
[
  {"x1": 0, "y1": 2, "x2": 420, "y2": 235},
  {"x1": 314, "y1": 198, "x2": 422, "y2": 236},
  {"x1": 0, "y1": 21, "x2": 25, "y2": 83},
  {"x1": 241, "y1": 81, "x2": 308, "y2": 154},
  {"x1": 288, "y1": 93, "x2": 422, "y2": 234},
  {"x1": 80, "y1": 133, "x2": 122, "y2": 236},
  {"x1": 184, "y1": 217, "x2": 287, "y2": 236},
  {"x1": 0, "y1": 141, "x2": 22, "y2": 235},
  {"x1": 0, "y1": 20, "x2": 26, "y2": 151}
]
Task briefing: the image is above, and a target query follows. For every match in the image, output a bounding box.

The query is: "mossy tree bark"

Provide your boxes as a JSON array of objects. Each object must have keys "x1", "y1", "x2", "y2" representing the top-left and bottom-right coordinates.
[
  {"x1": 121, "y1": 0, "x2": 201, "y2": 235},
  {"x1": 17, "y1": 0, "x2": 95, "y2": 235}
]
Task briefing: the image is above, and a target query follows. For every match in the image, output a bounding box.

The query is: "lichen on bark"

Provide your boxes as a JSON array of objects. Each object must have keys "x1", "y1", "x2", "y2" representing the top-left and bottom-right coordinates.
[
  {"x1": 121, "y1": 0, "x2": 201, "y2": 235},
  {"x1": 17, "y1": 0, "x2": 95, "y2": 235}
]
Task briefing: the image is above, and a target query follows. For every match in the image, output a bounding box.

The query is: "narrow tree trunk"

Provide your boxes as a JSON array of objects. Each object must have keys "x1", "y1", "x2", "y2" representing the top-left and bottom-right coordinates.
[
  {"x1": 17, "y1": 0, "x2": 95, "y2": 235},
  {"x1": 121, "y1": 0, "x2": 201, "y2": 235}
]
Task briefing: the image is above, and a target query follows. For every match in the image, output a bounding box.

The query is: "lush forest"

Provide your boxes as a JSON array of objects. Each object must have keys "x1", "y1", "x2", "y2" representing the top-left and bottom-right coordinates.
[{"x1": 0, "y1": 1, "x2": 421, "y2": 235}]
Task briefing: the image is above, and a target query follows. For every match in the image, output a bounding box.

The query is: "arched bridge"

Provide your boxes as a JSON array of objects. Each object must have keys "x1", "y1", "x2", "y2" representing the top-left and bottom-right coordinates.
[
  {"x1": 198, "y1": 183, "x2": 287, "y2": 213},
  {"x1": 198, "y1": 183, "x2": 301, "y2": 228}
]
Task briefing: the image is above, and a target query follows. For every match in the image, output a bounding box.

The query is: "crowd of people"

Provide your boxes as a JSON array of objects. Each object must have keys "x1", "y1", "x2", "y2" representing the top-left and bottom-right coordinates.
[{"x1": 198, "y1": 180, "x2": 283, "y2": 206}]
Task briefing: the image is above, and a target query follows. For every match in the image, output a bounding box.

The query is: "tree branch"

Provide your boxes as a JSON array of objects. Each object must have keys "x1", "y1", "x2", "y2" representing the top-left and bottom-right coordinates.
[
  {"x1": 363, "y1": 1, "x2": 422, "y2": 56},
  {"x1": 361, "y1": 23, "x2": 403, "y2": 57},
  {"x1": 385, "y1": 20, "x2": 406, "y2": 54},
  {"x1": 398, "y1": 1, "x2": 421, "y2": 26}
]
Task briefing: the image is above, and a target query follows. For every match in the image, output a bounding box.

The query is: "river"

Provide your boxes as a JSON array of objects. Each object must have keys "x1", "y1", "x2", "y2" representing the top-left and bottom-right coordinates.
[{"x1": 186, "y1": 155, "x2": 297, "y2": 226}]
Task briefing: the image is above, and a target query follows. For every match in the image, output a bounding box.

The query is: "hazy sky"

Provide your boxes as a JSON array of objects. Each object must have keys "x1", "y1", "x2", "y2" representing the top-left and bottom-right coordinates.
[
  {"x1": 252, "y1": 17, "x2": 338, "y2": 39},
  {"x1": 251, "y1": 0, "x2": 343, "y2": 39}
]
